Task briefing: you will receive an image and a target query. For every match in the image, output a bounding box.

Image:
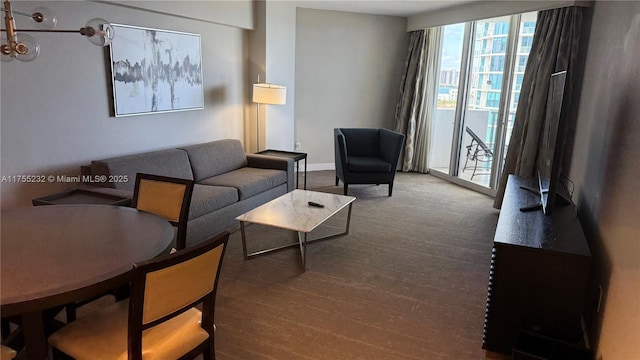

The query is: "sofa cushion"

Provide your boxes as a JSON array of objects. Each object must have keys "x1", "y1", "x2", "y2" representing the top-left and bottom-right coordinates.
[
  {"x1": 91, "y1": 149, "x2": 194, "y2": 191},
  {"x1": 180, "y1": 139, "x2": 248, "y2": 181},
  {"x1": 188, "y1": 184, "x2": 238, "y2": 219},
  {"x1": 347, "y1": 156, "x2": 392, "y2": 173},
  {"x1": 199, "y1": 168, "x2": 287, "y2": 200}
]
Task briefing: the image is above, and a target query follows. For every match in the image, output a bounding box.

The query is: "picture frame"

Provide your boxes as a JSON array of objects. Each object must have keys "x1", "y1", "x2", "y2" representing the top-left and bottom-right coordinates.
[{"x1": 109, "y1": 24, "x2": 204, "y2": 117}]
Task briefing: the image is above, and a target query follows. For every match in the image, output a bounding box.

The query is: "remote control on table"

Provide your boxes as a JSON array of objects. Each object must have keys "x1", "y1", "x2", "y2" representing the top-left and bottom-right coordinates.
[{"x1": 308, "y1": 201, "x2": 324, "y2": 208}]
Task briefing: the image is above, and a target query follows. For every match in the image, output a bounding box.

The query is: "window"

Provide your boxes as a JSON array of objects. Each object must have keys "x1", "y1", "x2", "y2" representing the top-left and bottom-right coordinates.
[
  {"x1": 489, "y1": 74, "x2": 503, "y2": 90},
  {"x1": 518, "y1": 56, "x2": 528, "y2": 70},
  {"x1": 492, "y1": 37, "x2": 508, "y2": 53},
  {"x1": 515, "y1": 74, "x2": 524, "y2": 91},
  {"x1": 523, "y1": 21, "x2": 536, "y2": 34},
  {"x1": 432, "y1": 23, "x2": 466, "y2": 171},
  {"x1": 490, "y1": 56, "x2": 505, "y2": 71},
  {"x1": 486, "y1": 92, "x2": 500, "y2": 108},
  {"x1": 495, "y1": 22, "x2": 509, "y2": 35},
  {"x1": 520, "y1": 36, "x2": 533, "y2": 53},
  {"x1": 430, "y1": 12, "x2": 537, "y2": 191}
]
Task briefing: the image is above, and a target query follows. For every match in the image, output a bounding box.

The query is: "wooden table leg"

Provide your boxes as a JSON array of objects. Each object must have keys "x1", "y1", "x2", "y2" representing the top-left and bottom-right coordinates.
[{"x1": 21, "y1": 311, "x2": 48, "y2": 360}]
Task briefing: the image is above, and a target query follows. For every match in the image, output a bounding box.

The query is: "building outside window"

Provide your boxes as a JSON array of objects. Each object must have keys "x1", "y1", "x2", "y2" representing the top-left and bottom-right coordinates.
[{"x1": 430, "y1": 12, "x2": 538, "y2": 191}]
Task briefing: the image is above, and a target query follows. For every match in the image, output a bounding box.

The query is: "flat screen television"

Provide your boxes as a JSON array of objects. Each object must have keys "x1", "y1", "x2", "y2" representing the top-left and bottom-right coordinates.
[{"x1": 520, "y1": 70, "x2": 572, "y2": 215}]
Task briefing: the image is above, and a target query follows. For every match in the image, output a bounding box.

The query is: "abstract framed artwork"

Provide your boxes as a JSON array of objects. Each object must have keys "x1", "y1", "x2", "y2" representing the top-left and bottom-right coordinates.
[{"x1": 109, "y1": 24, "x2": 204, "y2": 117}]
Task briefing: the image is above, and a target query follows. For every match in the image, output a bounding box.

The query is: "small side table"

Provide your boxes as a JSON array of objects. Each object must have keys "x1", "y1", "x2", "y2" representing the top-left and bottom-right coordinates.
[
  {"x1": 32, "y1": 188, "x2": 131, "y2": 207},
  {"x1": 257, "y1": 149, "x2": 307, "y2": 189}
]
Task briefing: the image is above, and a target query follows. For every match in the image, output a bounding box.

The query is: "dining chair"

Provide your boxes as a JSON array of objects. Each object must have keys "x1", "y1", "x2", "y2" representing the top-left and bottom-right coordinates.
[
  {"x1": 49, "y1": 231, "x2": 229, "y2": 360},
  {"x1": 132, "y1": 172, "x2": 195, "y2": 251},
  {"x1": 64, "y1": 173, "x2": 195, "y2": 323},
  {"x1": 0, "y1": 345, "x2": 16, "y2": 360}
]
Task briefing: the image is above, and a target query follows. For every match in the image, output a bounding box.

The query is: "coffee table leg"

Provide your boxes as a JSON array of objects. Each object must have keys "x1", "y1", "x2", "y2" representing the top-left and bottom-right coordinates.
[
  {"x1": 297, "y1": 231, "x2": 307, "y2": 271},
  {"x1": 240, "y1": 221, "x2": 248, "y2": 259},
  {"x1": 345, "y1": 203, "x2": 353, "y2": 234}
]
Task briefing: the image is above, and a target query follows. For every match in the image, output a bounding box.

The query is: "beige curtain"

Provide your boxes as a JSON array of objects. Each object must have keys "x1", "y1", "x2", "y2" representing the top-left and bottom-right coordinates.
[
  {"x1": 393, "y1": 27, "x2": 442, "y2": 173},
  {"x1": 494, "y1": 6, "x2": 584, "y2": 208}
]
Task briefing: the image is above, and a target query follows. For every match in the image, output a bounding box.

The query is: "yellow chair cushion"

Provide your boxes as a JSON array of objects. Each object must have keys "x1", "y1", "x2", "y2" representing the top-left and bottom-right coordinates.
[
  {"x1": 0, "y1": 345, "x2": 16, "y2": 360},
  {"x1": 48, "y1": 300, "x2": 209, "y2": 360}
]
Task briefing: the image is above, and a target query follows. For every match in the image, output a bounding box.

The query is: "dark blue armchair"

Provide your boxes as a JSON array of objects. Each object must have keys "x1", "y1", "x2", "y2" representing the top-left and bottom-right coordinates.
[{"x1": 334, "y1": 128, "x2": 405, "y2": 197}]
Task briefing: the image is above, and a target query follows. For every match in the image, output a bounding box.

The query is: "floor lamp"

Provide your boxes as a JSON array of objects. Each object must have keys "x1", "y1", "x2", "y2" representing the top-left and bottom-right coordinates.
[{"x1": 252, "y1": 82, "x2": 286, "y2": 152}]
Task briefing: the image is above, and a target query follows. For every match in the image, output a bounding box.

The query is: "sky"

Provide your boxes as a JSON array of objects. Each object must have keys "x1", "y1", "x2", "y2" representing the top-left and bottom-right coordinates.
[{"x1": 441, "y1": 23, "x2": 465, "y2": 70}]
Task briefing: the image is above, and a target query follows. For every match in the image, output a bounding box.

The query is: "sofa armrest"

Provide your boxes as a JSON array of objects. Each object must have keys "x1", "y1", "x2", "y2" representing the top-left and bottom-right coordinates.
[{"x1": 246, "y1": 154, "x2": 295, "y2": 192}]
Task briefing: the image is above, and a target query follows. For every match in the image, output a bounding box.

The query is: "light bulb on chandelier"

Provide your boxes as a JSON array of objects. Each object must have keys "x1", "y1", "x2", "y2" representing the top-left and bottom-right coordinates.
[
  {"x1": 81, "y1": 18, "x2": 114, "y2": 47},
  {"x1": 30, "y1": 7, "x2": 57, "y2": 29},
  {"x1": 0, "y1": 32, "x2": 39, "y2": 62},
  {"x1": 1, "y1": 0, "x2": 114, "y2": 62}
]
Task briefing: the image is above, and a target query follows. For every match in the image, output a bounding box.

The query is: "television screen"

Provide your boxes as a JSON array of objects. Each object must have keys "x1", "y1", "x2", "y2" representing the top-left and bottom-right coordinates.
[{"x1": 537, "y1": 70, "x2": 570, "y2": 215}]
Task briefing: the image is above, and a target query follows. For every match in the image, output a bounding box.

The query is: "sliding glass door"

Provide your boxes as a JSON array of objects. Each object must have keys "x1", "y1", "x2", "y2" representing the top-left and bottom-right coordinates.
[{"x1": 429, "y1": 12, "x2": 537, "y2": 194}]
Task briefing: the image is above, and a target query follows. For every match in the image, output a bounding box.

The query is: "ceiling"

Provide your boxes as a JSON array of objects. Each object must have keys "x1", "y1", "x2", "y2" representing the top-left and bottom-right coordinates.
[{"x1": 294, "y1": 0, "x2": 479, "y2": 17}]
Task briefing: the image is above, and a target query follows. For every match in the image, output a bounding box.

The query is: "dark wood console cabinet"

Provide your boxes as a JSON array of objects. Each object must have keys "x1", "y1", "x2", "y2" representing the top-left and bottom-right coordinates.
[{"x1": 482, "y1": 175, "x2": 591, "y2": 354}]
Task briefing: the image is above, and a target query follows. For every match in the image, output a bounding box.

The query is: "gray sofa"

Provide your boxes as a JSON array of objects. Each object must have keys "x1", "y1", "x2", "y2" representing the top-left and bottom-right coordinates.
[{"x1": 84, "y1": 139, "x2": 294, "y2": 247}]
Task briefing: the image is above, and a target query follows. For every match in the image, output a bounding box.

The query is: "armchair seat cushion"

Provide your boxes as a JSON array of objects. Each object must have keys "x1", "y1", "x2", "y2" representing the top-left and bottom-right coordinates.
[
  {"x1": 347, "y1": 156, "x2": 392, "y2": 173},
  {"x1": 199, "y1": 167, "x2": 287, "y2": 200}
]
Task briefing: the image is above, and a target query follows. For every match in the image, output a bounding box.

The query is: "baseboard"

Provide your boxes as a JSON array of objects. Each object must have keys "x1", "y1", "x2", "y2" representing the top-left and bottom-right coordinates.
[{"x1": 303, "y1": 163, "x2": 335, "y2": 172}]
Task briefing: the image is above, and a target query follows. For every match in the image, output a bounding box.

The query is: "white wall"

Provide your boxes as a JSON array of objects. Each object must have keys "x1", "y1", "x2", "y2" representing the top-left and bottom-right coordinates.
[
  {"x1": 568, "y1": 2, "x2": 640, "y2": 358},
  {"x1": 1, "y1": 1, "x2": 249, "y2": 208},
  {"x1": 294, "y1": 8, "x2": 408, "y2": 169},
  {"x1": 264, "y1": 1, "x2": 296, "y2": 152},
  {"x1": 247, "y1": 0, "x2": 266, "y2": 152},
  {"x1": 246, "y1": 0, "x2": 296, "y2": 153},
  {"x1": 104, "y1": 0, "x2": 254, "y2": 29}
]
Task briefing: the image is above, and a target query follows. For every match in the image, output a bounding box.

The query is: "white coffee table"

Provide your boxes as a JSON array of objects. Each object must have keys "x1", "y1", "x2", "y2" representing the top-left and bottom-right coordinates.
[{"x1": 236, "y1": 190, "x2": 355, "y2": 271}]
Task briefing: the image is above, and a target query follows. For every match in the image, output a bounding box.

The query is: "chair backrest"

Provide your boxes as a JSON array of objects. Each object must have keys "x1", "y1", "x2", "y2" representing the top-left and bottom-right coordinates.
[
  {"x1": 127, "y1": 231, "x2": 229, "y2": 359},
  {"x1": 0, "y1": 345, "x2": 16, "y2": 360},
  {"x1": 335, "y1": 128, "x2": 405, "y2": 166},
  {"x1": 338, "y1": 128, "x2": 381, "y2": 157},
  {"x1": 465, "y1": 126, "x2": 493, "y2": 155},
  {"x1": 131, "y1": 173, "x2": 195, "y2": 250}
]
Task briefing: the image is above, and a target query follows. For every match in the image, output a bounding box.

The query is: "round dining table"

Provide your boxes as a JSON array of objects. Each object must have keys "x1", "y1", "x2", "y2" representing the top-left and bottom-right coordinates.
[{"x1": 1, "y1": 204, "x2": 174, "y2": 360}]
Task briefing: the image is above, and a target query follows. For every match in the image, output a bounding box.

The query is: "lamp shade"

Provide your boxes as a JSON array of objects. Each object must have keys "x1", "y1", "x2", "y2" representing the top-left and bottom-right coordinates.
[{"x1": 252, "y1": 83, "x2": 286, "y2": 105}]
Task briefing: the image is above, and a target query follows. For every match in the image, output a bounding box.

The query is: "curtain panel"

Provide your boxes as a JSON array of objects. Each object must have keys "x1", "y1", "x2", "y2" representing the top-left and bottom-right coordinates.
[
  {"x1": 393, "y1": 28, "x2": 442, "y2": 173},
  {"x1": 494, "y1": 6, "x2": 585, "y2": 208}
]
